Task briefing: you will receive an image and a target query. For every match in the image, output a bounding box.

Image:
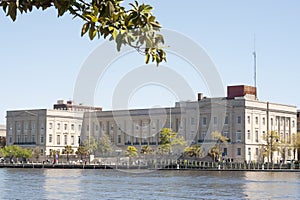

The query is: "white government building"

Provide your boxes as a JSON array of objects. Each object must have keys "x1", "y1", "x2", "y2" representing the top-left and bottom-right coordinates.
[
  {"x1": 6, "y1": 85, "x2": 298, "y2": 163},
  {"x1": 6, "y1": 100, "x2": 101, "y2": 156},
  {"x1": 81, "y1": 85, "x2": 298, "y2": 163}
]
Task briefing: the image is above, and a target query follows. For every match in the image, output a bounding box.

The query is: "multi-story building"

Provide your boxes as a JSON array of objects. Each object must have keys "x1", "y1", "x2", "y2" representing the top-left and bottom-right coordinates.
[
  {"x1": 6, "y1": 100, "x2": 101, "y2": 156},
  {"x1": 81, "y1": 85, "x2": 298, "y2": 163}
]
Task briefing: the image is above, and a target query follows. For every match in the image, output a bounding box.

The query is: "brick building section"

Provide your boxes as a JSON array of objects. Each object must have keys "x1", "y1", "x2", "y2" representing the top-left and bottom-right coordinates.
[{"x1": 227, "y1": 85, "x2": 257, "y2": 99}]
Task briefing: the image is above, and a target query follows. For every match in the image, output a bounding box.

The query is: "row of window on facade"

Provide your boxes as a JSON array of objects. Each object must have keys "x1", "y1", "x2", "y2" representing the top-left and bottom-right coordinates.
[
  {"x1": 191, "y1": 115, "x2": 295, "y2": 127},
  {"x1": 48, "y1": 122, "x2": 81, "y2": 132},
  {"x1": 10, "y1": 134, "x2": 76, "y2": 146},
  {"x1": 8, "y1": 122, "x2": 83, "y2": 132}
]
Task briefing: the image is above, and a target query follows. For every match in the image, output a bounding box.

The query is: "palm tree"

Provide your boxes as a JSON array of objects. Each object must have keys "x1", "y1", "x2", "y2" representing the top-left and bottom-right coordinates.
[
  {"x1": 184, "y1": 144, "x2": 203, "y2": 158},
  {"x1": 141, "y1": 145, "x2": 154, "y2": 155},
  {"x1": 76, "y1": 145, "x2": 89, "y2": 160},
  {"x1": 126, "y1": 146, "x2": 138, "y2": 166},
  {"x1": 62, "y1": 145, "x2": 74, "y2": 162}
]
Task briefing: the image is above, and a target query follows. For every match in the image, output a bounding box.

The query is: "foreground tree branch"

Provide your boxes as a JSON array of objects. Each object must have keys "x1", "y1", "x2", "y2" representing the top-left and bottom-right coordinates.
[{"x1": 0, "y1": 0, "x2": 166, "y2": 65}]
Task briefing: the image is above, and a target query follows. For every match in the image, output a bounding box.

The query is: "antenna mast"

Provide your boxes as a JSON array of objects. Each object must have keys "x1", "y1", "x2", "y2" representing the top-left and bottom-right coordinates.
[{"x1": 253, "y1": 35, "x2": 257, "y2": 88}]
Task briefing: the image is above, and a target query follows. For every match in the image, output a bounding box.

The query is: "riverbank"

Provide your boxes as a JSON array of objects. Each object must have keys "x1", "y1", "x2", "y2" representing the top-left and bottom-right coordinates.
[{"x1": 1, "y1": 162, "x2": 300, "y2": 172}]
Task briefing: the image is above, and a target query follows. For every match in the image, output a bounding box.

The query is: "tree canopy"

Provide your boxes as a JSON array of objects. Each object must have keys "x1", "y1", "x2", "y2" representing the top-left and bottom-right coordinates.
[
  {"x1": 0, "y1": 0, "x2": 166, "y2": 65},
  {"x1": 159, "y1": 128, "x2": 187, "y2": 155}
]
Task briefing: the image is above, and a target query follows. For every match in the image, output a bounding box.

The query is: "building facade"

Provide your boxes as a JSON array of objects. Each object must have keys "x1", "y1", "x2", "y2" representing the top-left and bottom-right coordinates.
[
  {"x1": 81, "y1": 85, "x2": 298, "y2": 163},
  {"x1": 6, "y1": 101, "x2": 101, "y2": 156}
]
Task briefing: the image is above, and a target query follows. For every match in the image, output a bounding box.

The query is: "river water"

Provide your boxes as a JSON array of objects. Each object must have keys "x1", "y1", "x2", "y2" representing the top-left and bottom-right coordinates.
[{"x1": 0, "y1": 169, "x2": 299, "y2": 200}]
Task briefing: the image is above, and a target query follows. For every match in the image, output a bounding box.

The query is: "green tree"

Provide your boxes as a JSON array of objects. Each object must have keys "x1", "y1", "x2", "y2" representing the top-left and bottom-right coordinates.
[
  {"x1": 32, "y1": 146, "x2": 41, "y2": 162},
  {"x1": 97, "y1": 134, "x2": 113, "y2": 157},
  {"x1": 62, "y1": 145, "x2": 74, "y2": 162},
  {"x1": 158, "y1": 128, "x2": 187, "y2": 155},
  {"x1": 0, "y1": 0, "x2": 166, "y2": 65},
  {"x1": 126, "y1": 145, "x2": 138, "y2": 157},
  {"x1": 184, "y1": 144, "x2": 203, "y2": 158},
  {"x1": 84, "y1": 136, "x2": 98, "y2": 155},
  {"x1": 1, "y1": 145, "x2": 32, "y2": 163},
  {"x1": 208, "y1": 131, "x2": 229, "y2": 162},
  {"x1": 76, "y1": 145, "x2": 89, "y2": 160},
  {"x1": 262, "y1": 130, "x2": 280, "y2": 163},
  {"x1": 141, "y1": 145, "x2": 154, "y2": 155}
]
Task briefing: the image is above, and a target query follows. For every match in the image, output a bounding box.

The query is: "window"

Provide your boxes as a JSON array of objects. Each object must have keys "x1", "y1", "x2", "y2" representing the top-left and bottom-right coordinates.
[
  {"x1": 237, "y1": 148, "x2": 241, "y2": 156},
  {"x1": 57, "y1": 123, "x2": 61, "y2": 130},
  {"x1": 9, "y1": 137, "x2": 12, "y2": 143},
  {"x1": 78, "y1": 124, "x2": 81, "y2": 132},
  {"x1": 96, "y1": 125, "x2": 99, "y2": 131},
  {"x1": 32, "y1": 135, "x2": 35, "y2": 143},
  {"x1": 247, "y1": 116, "x2": 250, "y2": 124},
  {"x1": 118, "y1": 135, "x2": 121, "y2": 144},
  {"x1": 202, "y1": 117, "x2": 207, "y2": 126},
  {"x1": 191, "y1": 117, "x2": 195, "y2": 125},
  {"x1": 40, "y1": 134, "x2": 44, "y2": 143},
  {"x1": 71, "y1": 136, "x2": 75, "y2": 145},
  {"x1": 223, "y1": 131, "x2": 229, "y2": 139},
  {"x1": 71, "y1": 124, "x2": 74, "y2": 130},
  {"x1": 248, "y1": 148, "x2": 251, "y2": 155},
  {"x1": 255, "y1": 117, "x2": 258, "y2": 125},
  {"x1": 223, "y1": 148, "x2": 227, "y2": 156},
  {"x1": 49, "y1": 134, "x2": 52, "y2": 143},
  {"x1": 24, "y1": 135, "x2": 27, "y2": 143},
  {"x1": 213, "y1": 117, "x2": 217, "y2": 125},
  {"x1": 255, "y1": 130, "x2": 259, "y2": 142},
  {"x1": 271, "y1": 118, "x2": 273, "y2": 126},
  {"x1": 255, "y1": 148, "x2": 259, "y2": 156},
  {"x1": 237, "y1": 116, "x2": 241, "y2": 124},
  {"x1": 49, "y1": 123, "x2": 53, "y2": 130},
  {"x1": 57, "y1": 135, "x2": 61, "y2": 145},
  {"x1": 236, "y1": 131, "x2": 242, "y2": 142},
  {"x1": 262, "y1": 131, "x2": 266, "y2": 139},
  {"x1": 86, "y1": 125, "x2": 89, "y2": 131},
  {"x1": 292, "y1": 120, "x2": 295, "y2": 128},
  {"x1": 262, "y1": 118, "x2": 265, "y2": 125},
  {"x1": 64, "y1": 135, "x2": 67, "y2": 145},
  {"x1": 32, "y1": 123, "x2": 36, "y2": 130},
  {"x1": 247, "y1": 130, "x2": 250, "y2": 140},
  {"x1": 64, "y1": 124, "x2": 68, "y2": 130},
  {"x1": 224, "y1": 116, "x2": 229, "y2": 125}
]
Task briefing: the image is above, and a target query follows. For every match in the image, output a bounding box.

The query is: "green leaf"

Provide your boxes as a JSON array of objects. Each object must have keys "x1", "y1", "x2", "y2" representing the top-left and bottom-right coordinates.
[
  {"x1": 145, "y1": 53, "x2": 150, "y2": 64},
  {"x1": 81, "y1": 22, "x2": 90, "y2": 36}
]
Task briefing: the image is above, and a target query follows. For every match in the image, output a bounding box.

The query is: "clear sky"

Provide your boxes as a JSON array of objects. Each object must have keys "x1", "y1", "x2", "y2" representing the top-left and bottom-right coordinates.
[{"x1": 1, "y1": 0, "x2": 300, "y2": 125}]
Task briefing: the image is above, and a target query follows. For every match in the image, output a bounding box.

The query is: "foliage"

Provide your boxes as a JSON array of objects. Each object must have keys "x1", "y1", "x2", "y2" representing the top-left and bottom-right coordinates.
[
  {"x1": 158, "y1": 128, "x2": 187, "y2": 155},
  {"x1": 208, "y1": 131, "x2": 229, "y2": 161},
  {"x1": 140, "y1": 145, "x2": 154, "y2": 155},
  {"x1": 62, "y1": 145, "x2": 74, "y2": 161},
  {"x1": 184, "y1": 144, "x2": 203, "y2": 158},
  {"x1": 0, "y1": 0, "x2": 166, "y2": 65},
  {"x1": 84, "y1": 136, "x2": 98, "y2": 155},
  {"x1": 1, "y1": 145, "x2": 32, "y2": 161},
  {"x1": 32, "y1": 146, "x2": 41, "y2": 162},
  {"x1": 125, "y1": 146, "x2": 138, "y2": 157},
  {"x1": 76, "y1": 145, "x2": 89, "y2": 159},
  {"x1": 262, "y1": 130, "x2": 280, "y2": 163},
  {"x1": 97, "y1": 134, "x2": 113, "y2": 156}
]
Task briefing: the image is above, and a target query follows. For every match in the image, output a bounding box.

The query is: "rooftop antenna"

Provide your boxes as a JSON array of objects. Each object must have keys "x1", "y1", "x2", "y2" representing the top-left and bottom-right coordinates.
[{"x1": 253, "y1": 34, "x2": 257, "y2": 88}]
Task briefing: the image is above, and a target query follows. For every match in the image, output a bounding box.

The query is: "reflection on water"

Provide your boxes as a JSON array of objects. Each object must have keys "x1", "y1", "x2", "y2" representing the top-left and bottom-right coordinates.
[
  {"x1": 43, "y1": 169, "x2": 83, "y2": 199},
  {"x1": 243, "y1": 172, "x2": 300, "y2": 200},
  {"x1": 0, "y1": 169, "x2": 299, "y2": 200}
]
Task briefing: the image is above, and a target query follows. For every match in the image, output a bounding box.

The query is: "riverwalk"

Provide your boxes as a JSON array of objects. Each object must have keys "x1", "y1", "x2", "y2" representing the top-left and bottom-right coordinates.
[{"x1": 1, "y1": 161, "x2": 300, "y2": 172}]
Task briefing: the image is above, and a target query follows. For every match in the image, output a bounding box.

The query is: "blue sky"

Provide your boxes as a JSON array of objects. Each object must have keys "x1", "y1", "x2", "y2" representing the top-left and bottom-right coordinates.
[{"x1": 1, "y1": 0, "x2": 300, "y2": 124}]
